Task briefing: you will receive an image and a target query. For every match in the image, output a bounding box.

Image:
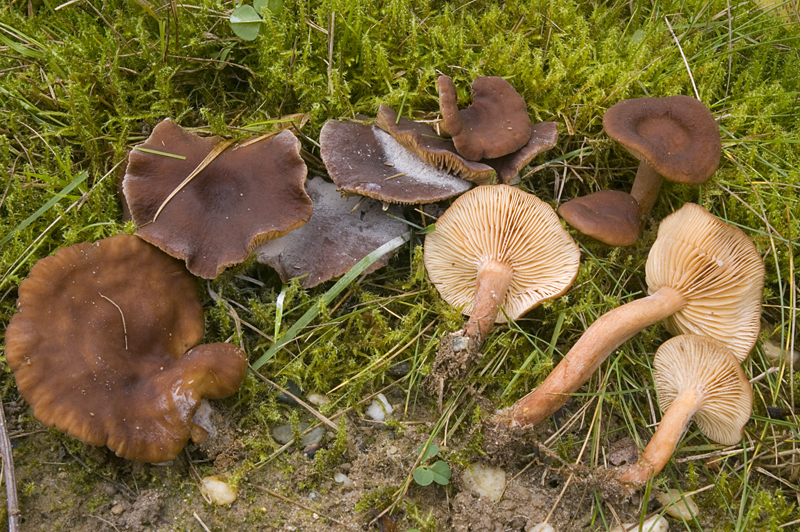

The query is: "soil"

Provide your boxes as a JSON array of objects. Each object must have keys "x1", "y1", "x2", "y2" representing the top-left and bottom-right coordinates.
[{"x1": 2, "y1": 389, "x2": 719, "y2": 531}]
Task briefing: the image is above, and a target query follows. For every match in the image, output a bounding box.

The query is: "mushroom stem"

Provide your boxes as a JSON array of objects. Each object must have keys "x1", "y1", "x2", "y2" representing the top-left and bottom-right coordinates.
[
  {"x1": 618, "y1": 387, "x2": 701, "y2": 485},
  {"x1": 503, "y1": 285, "x2": 687, "y2": 428},
  {"x1": 464, "y1": 259, "x2": 514, "y2": 343},
  {"x1": 629, "y1": 162, "x2": 663, "y2": 218}
]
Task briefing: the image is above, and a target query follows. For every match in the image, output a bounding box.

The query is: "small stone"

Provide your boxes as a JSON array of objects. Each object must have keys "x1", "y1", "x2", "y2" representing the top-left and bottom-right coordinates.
[
  {"x1": 656, "y1": 489, "x2": 698, "y2": 520},
  {"x1": 308, "y1": 491, "x2": 321, "y2": 502},
  {"x1": 272, "y1": 423, "x2": 326, "y2": 447},
  {"x1": 110, "y1": 504, "x2": 125, "y2": 516},
  {"x1": 461, "y1": 463, "x2": 506, "y2": 502},
  {"x1": 387, "y1": 362, "x2": 411, "y2": 378},
  {"x1": 366, "y1": 393, "x2": 393, "y2": 421},
  {"x1": 763, "y1": 339, "x2": 799, "y2": 369},
  {"x1": 276, "y1": 380, "x2": 304, "y2": 405},
  {"x1": 304, "y1": 442, "x2": 323, "y2": 458},
  {"x1": 307, "y1": 393, "x2": 330, "y2": 406},
  {"x1": 201, "y1": 475, "x2": 238, "y2": 505},
  {"x1": 609, "y1": 515, "x2": 669, "y2": 532},
  {"x1": 334, "y1": 472, "x2": 353, "y2": 487},
  {"x1": 527, "y1": 523, "x2": 555, "y2": 532}
]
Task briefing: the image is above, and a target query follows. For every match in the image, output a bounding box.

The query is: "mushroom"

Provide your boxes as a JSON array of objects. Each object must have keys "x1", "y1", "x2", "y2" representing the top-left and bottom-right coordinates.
[
  {"x1": 376, "y1": 105, "x2": 558, "y2": 185},
  {"x1": 123, "y1": 119, "x2": 313, "y2": 278},
  {"x1": 437, "y1": 75, "x2": 533, "y2": 161},
  {"x1": 319, "y1": 118, "x2": 472, "y2": 204},
  {"x1": 5, "y1": 234, "x2": 248, "y2": 462},
  {"x1": 559, "y1": 95, "x2": 721, "y2": 246},
  {"x1": 557, "y1": 190, "x2": 641, "y2": 246},
  {"x1": 618, "y1": 334, "x2": 752, "y2": 485},
  {"x1": 255, "y1": 176, "x2": 409, "y2": 288},
  {"x1": 496, "y1": 202, "x2": 764, "y2": 429},
  {"x1": 424, "y1": 185, "x2": 580, "y2": 384}
]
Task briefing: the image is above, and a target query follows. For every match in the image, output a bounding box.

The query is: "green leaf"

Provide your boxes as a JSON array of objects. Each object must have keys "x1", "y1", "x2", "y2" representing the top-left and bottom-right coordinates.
[
  {"x1": 230, "y1": 5, "x2": 262, "y2": 41},
  {"x1": 267, "y1": 0, "x2": 283, "y2": 13},
  {"x1": 429, "y1": 461, "x2": 451, "y2": 485},
  {"x1": 416, "y1": 443, "x2": 439, "y2": 462},
  {"x1": 412, "y1": 466, "x2": 434, "y2": 486}
]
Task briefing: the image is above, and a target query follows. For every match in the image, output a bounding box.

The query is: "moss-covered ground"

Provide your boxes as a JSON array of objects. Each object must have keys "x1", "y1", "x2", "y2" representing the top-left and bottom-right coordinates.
[{"x1": 0, "y1": 0, "x2": 799, "y2": 530}]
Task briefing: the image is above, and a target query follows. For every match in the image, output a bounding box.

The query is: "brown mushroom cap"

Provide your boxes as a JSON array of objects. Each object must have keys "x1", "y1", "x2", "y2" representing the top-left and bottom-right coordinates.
[
  {"x1": 424, "y1": 184, "x2": 580, "y2": 323},
  {"x1": 485, "y1": 122, "x2": 559, "y2": 184},
  {"x1": 654, "y1": 335, "x2": 752, "y2": 445},
  {"x1": 374, "y1": 105, "x2": 496, "y2": 185},
  {"x1": 255, "y1": 176, "x2": 409, "y2": 288},
  {"x1": 319, "y1": 119, "x2": 472, "y2": 204},
  {"x1": 558, "y1": 190, "x2": 641, "y2": 246},
  {"x1": 5, "y1": 234, "x2": 247, "y2": 462},
  {"x1": 603, "y1": 95, "x2": 721, "y2": 185},
  {"x1": 123, "y1": 119, "x2": 312, "y2": 279},
  {"x1": 437, "y1": 75, "x2": 533, "y2": 161},
  {"x1": 646, "y1": 203, "x2": 765, "y2": 361}
]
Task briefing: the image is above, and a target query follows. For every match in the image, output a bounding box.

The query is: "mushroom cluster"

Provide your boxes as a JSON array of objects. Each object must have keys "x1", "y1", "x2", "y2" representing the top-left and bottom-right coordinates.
[{"x1": 559, "y1": 95, "x2": 721, "y2": 246}]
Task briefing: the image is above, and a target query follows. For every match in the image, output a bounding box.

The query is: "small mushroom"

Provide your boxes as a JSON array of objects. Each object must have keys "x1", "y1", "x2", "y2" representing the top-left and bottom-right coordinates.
[
  {"x1": 424, "y1": 185, "x2": 580, "y2": 386},
  {"x1": 604, "y1": 96, "x2": 721, "y2": 219},
  {"x1": 618, "y1": 335, "x2": 752, "y2": 485},
  {"x1": 497, "y1": 203, "x2": 764, "y2": 429},
  {"x1": 255, "y1": 176, "x2": 409, "y2": 288},
  {"x1": 375, "y1": 105, "x2": 497, "y2": 184},
  {"x1": 560, "y1": 96, "x2": 721, "y2": 246},
  {"x1": 123, "y1": 119, "x2": 313, "y2": 278},
  {"x1": 376, "y1": 105, "x2": 558, "y2": 185},
  {"x1": 5, "y1": 235, "x2": 248, "y2": 462},
  {"x1": 557, "y1": 190, "x2": 641, "y2": 246},
  {"x1": 437, "y1": 75, "x2": 533, "y2": 161},
  {"x1": 320, "y1": 119, "x2": 472, "y2": 204}
]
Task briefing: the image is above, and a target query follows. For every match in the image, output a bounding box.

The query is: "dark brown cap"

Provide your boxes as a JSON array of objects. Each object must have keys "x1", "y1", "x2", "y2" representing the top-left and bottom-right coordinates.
[
  {"x1": 603, "y1": 96, "x2": 721, "y2": 185},
  {"x1": 5, "y1": 235, "x2": 247, "y2": 462},
  {"x1": 437, "y1": 75, "x2": 532, "y2": 161},
  {"x1": 123, "y1": 119, "x2": 312, "y2": 278},
  {"x1": 320, "y1": 119, "x2": 472, "y2": 204},
  {"x1": 485, "y1": 122, "x2": 558, "y2": 184},
  {"x1": 256, "y1": 176, "x2": 409, "y2": 288},
  {"x1": 558, "y1": 190, "x2": 641, "y2": 246}
]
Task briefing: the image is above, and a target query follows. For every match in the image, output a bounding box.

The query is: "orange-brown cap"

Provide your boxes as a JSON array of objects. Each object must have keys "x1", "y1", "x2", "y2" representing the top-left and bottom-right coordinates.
[
  {"x1": 558, "y1": 190, "x2": 641, "y2": 246},
  {"x1": 603, "y1": 96, "x2": 721, "y2": 185},
  {"x1": 424, "y1": 185, "x2": 580, "y2": 322},
  {"x1": 123, "y1": 119, "x2": 312, "y2": 279},
  {"x1": 437, "y1": 75, "x2": 532, "y2": 161},
  {"x1": 654, "y1": 335, "x2": 752, "y2": 445},
  {"x1": 646, "y1": 203, "x2": 765, "y2": 361},
  {"x1": 5, "y1": 235, "x2": 247, "y2": 462}
]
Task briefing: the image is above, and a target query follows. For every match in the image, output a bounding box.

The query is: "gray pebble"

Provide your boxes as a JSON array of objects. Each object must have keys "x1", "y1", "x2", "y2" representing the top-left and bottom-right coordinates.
[{"x1": 272, "y1": 423, "x2": 326, "y2": 447}]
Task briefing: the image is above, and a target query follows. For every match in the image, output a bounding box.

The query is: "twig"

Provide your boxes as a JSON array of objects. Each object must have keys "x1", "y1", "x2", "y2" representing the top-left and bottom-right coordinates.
[
  {"x1": 99, "y1": 293, "x2": 128, "y2": 351},
  {"x1": 192, "y1": 511, "x2": 212, "y2": 532},
  {"x1": 248, "y1": 368, "x2": 338, "y2": 431},
  {"x1": 0, "y1": 397, "x2": 20, "y2": 532},
  {"x1": 665, "y1": 16, "x2": 699, "y2": 99}
]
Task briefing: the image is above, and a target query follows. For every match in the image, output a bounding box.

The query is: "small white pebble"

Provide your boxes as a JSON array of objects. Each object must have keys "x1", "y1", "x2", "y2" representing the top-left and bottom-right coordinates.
[
  {"x1": 366, "y1": 393, "x2": 393, "y2": 421},
  {"x1": 201, "y1": 476, "x2": 238, "y2": 505},
  {"x1": 609, "y1": 515, "x2": 669, "y2": 532},
  {"x1": 763, "y1": 339, "x2": 800, "y2": 369},
  {"x1": 529, "y1": 523, "x2": 555, "y2": 532},
  {"x1": 334, "y1": 472, "x2": 353, "y2": 487},
  {"x1": 656, "y1": 489, "x2": 699, "y2": 520},
  {"x1": 307, "y1": 393, "x2": 331, "y2": 406},
  {"x1": 461, "y1": 463, "x2": 506, "y2": 502}
]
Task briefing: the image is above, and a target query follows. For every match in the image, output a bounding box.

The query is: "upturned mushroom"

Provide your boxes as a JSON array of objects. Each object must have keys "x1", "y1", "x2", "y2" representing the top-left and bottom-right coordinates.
[
  {"x1": 437, "y1": 75, "x2": 533, "y2": 161},
  {"x1": 559, "y1": 95, "x2": 721, "y2": 245},
  {"x1": 5, "y1": 235, "x2": 248, "y2": 462},
  {"x1": 496, "y1": 202, "x2": 764, "y2": 429},
  {"x1": 618, "y1": 334, "x2": 752, "y2": 485},
  {"x1": 424, "y1": 185, "x2": 580, "y2": 387},
  {"x1": 123, "y1": 119, "x2": 313, "y2": 278}
]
